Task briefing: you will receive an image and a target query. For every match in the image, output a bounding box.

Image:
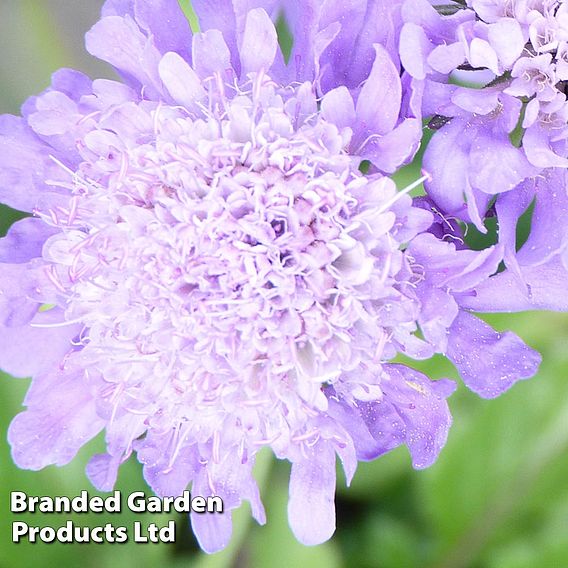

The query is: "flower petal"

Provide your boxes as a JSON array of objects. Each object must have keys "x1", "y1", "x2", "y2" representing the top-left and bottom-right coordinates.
[
  {"x1": 326, "y1": 395, "x2": 383, "y2": 461},
  {"x1": 410, "y1": 233, "x2": 503, "y2": 293},
  {"x1": 277, "y1": 1, "x2": 319, "y2": 82},
  {"x1": 0, "y1": 218, "x2": 57, "y2": 264},
  {"x1": 460, "y1": 256, "x2": 568, "y2": 312},
  {"x1": 102, "y1": 0, "x2": 192, "y2": 62},
  {"x1": 361, "y1": 117, "x2": 422, "y2": 173},
  {"x1": 400, "y1": 22, "x2": 432, "y2": 80},
  {"x1": 239, "y1": 8, "x2": 278, "y2": 75},
  {"x1": 191, "y1": 501, "x2": 233, "y2": 553},
  {"x1": 158, "y1": 52, "x2": 206, "y2": 109},
  {"x1": 317, "y1": 0, "x2": 367, "y2": 90},
  {"x1": 358, "y1": 365, "x2": 455, "y2": 469},
  {"x1": 0, "y1": 308, "x2": 80, "y2": 378},
  {"x1": 516, "y1": 170, "x2": 568, "y2": 266},
  {"x1": 134, "y1": 0, "x2": 193, "y2": 61},
  {"x1": 136, "y1": 430, "x2": 199, "y2": 497},
  {"x1": 192, "y1": 0, "x2": 239, "y2": 72},
  {"x1": 321, "y1": 88, "x2": 355, "y2": 130},
  {"x1": 469, "y1": 132, "x2": 538, "y2": 195},
  {"x1": 0, "y1": 116, "x2": 68, "y2": 212},
  {"x1": 8, "y1": 369, "x2": 104, "y2": 469},
  {"x1": 85, "y1": 15, "x2": 162, "y2": 95},
  {"x1": 0, "y1": 263, "x2": 42, "y2": 327},
  {"x1": 192, "y1": 29, "x2": 233, "y2": 79},
  {"x1": 288, "y1": 442, "x2": 336, "y2": 545},
  {"x1": 446, "y1": 311, "x2": 541, "y2": 398},
  {"x1": 488, "y1": 18, "x2": 524, "y2": 69},
  {"x1": 422, "y1": 118, "x2": 474, "y2": 216},
  {"x1": 355, "y1": 44, "x2": 402, "y2": 137},
  {"x1": 495, "y1": 180, "x2": 534, "y2": 276},
  {"x1": 86, "y1": 453, "x2": 121, "y2": 492},
  {"x1": 523, "y1": 123, "x2": 568, "y2": 168}
]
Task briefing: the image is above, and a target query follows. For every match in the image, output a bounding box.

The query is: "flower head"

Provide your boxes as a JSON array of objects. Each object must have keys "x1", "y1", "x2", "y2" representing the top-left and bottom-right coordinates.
[
  {"x1": 0, "y1": 0, "x2": 543, "y2": 552},
  {"x1": 400, "y1": 0, "x2": 568, "y2": 312}
]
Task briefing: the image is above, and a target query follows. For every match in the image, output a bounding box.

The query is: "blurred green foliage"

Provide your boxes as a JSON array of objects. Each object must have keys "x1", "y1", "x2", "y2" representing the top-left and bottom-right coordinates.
[{"x1": 1, "y1": 2, "x2": 568, "y2": 568}]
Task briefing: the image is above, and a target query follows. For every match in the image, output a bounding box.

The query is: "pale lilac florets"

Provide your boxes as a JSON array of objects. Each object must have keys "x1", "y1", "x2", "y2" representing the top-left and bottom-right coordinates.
[
  {"x1": 397, "y1": 0, "x2": 568, "y2": 311},
  {"x1": 44, "y1": 73, "x2": 420, "y2": 458}
]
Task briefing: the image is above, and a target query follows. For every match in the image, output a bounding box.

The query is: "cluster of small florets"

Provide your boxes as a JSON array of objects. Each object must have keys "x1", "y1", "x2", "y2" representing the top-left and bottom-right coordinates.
[
  {"x1": 403, "y1": 0, "x2": 568, "y2": 172},
  {"x1": 38, "y1": 71, "x2": 426, "y2": 472},
  {"x1": 396, "y1": 0, "x2": 568, "y2": 313}
]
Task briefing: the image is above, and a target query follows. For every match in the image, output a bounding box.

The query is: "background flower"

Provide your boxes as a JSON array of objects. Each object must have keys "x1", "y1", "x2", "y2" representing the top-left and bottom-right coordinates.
[{"x1": 400, "y1": 0, "x2": 568, "y2": 321}]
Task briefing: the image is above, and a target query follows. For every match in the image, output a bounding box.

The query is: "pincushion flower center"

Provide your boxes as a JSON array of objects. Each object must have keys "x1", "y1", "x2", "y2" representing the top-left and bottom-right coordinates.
[{"x1": 43, "y1": 78, "x2": 391, "y2": 403}]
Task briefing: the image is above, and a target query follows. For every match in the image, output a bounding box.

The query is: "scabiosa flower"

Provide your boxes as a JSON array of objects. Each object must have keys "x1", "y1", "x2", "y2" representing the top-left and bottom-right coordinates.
[
  {"x1": 399, "y1": 0, "x2": 568, "y2": 311},
  {"x1": 0, "y1": 0, "x2": 542, "y2": 552}
]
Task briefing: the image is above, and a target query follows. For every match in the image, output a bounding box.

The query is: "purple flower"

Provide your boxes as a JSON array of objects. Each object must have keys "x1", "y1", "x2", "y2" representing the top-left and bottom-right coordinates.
[
  {"x1": 400, "y1": 0, "x2": 568, "y2": 308},
  {"x1": 461, "y1": 168, "x2": 568, "y2": 312},
  {"x1": 0, "y1": 0, "x2": 542, "y2": 553}
]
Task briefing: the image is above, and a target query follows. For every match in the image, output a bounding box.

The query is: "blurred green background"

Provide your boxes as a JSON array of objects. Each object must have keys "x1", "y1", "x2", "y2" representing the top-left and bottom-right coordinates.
[{"x1": 1, "y1": 2, "x2": 568, "y2": 567}]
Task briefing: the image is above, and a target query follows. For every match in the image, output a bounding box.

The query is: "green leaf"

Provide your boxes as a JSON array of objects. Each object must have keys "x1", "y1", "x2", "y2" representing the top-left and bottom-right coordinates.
[
  {"x1": 415, "y1": 313, "x2": 568, "y2": 568},
  {"x1": 342, "y1": 513, "x2": 423, "y2": 568},
  {"x1": 178, "y1": 0, "x2": 200, "y2": 31}
]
